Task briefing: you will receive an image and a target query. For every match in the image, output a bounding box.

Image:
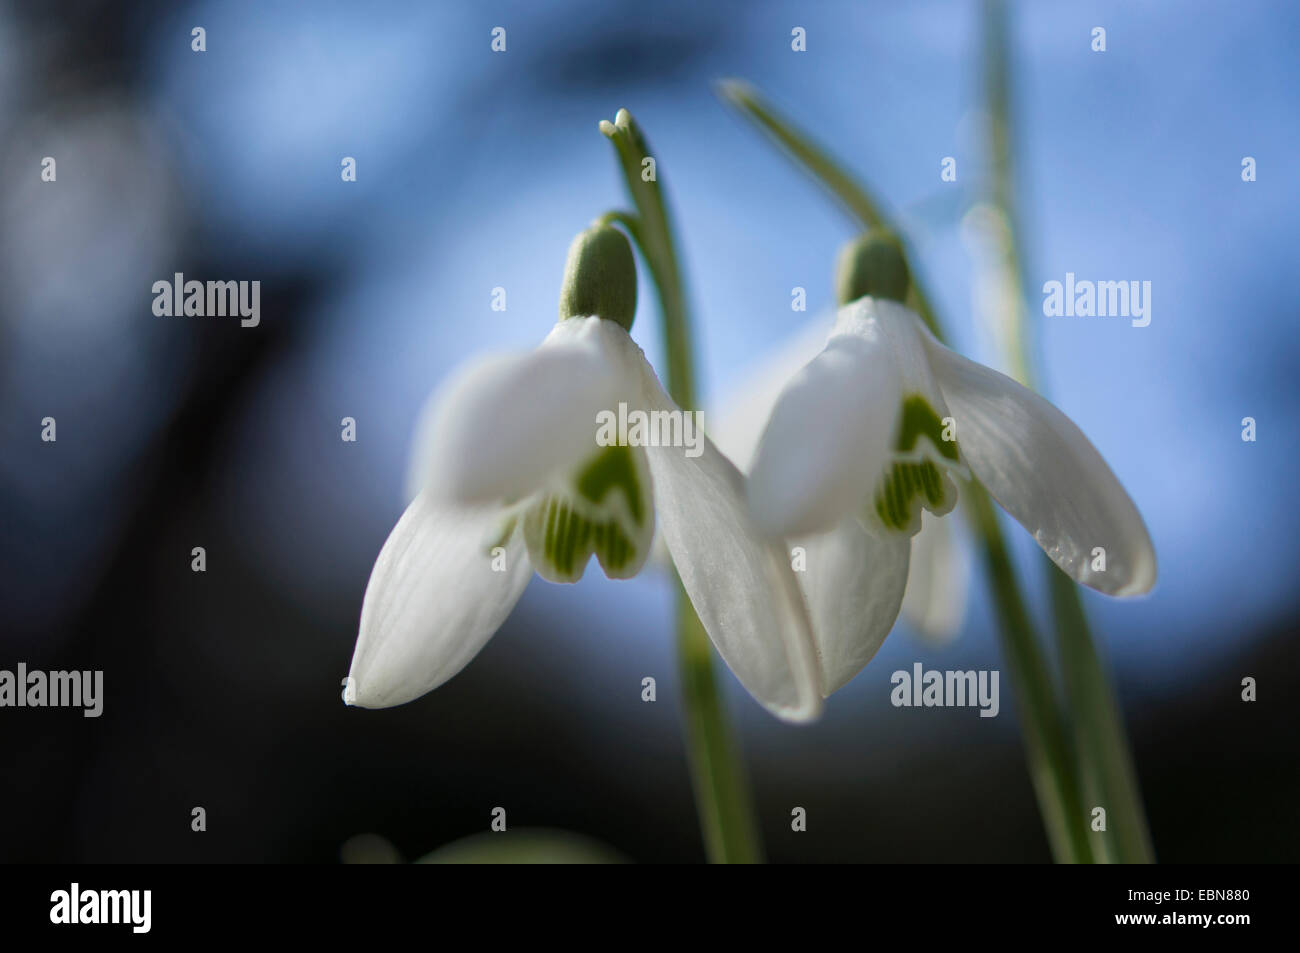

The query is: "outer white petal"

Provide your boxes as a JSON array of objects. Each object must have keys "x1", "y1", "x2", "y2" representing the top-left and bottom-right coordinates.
[
  {"x1": 643, "y1": 318, "x2": 827, "y2": 578},
  {"x1": 345, "y1": 493, "x2": 532, "y2": 708},
  {"x1": 900, "y1": 509, "x2": 969, "y2": 643},
  {"x1": 795, "y1": 519, "x2": 910, "y2": 695},
  {"x1": 709, "y1": 316, "x2": 835, "y2": 473},
  {"x1": 746, "y1": 308, "x2": 903, "y2": 539},
  {"x1": 625, "y1": 342, "x2": 822, "y2": 722},
  {"x1": 411, "y1": 317, "x2": 622, "y2": 505},
  {"x1": 920, "y1": 330, "x2": 1156, "y2": 596}
]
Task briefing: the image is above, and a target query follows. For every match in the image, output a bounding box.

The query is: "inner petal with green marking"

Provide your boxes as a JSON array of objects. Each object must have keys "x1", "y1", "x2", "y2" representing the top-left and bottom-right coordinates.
[
  {"x1": 522, "y1": 443, "x2": 654, "y2": 583},
  {"x1": 870, "y1": 394, "x2": 962, "y2": 535}
]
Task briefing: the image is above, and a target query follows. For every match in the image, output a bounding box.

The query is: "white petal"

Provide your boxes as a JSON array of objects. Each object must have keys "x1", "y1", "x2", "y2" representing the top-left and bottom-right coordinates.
[
  {"x1": 746, "y1": 308, "x2": 903, "y2": 538},
  {"x1": 667, "y1": 319, "x2": 826, "y2": 579},
  {"x1": 795, "y1": 519, "x2": 910, "y2": 695},
  {"x1": 634, "y1": 355, "x2": 823, "y2": 722},
  {"x1": 709, "y1": 316, "x2": 835, "y2": 473},
  {"x1": 412, "y1": 318, "x2": 623, "y2": 505},
  {"x1": 921, "y1": 332, "x2": 1156, "y2": 596},
  {"x1": 346, "y1": 494, "x2": 532, "y2": 708},
  {"x1": 900, "y1": 509, "x2": 969, "y2": 642},
  {"x1": 839, "y1": 298, "x2": 955, "y2": 406}
]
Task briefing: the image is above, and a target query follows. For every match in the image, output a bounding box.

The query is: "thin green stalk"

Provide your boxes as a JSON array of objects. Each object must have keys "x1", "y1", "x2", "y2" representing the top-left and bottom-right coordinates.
[
  {"x1": 967, "y1": 490, "x2": 1091, "y2": 863},
  {"x1": 717, "y1": 79, "x2": 946, "y2": 341},
  {"x1": 675, "y1": 583, "x2": 762, "y2": 863},
  {"x1": 716, "y1": 80, "x2": 885, "y2": 232},
  {"x1": 600, "y1": 109, "x2": 763, "y2": 864},
  {"x1": 720, "y1": 79, "x2": 1090, "y2": 862},
  {"x1": 600, "y1": 111, "x2": 696, "y2": 406},
  {"x1": 983, "y1": 0, "x2": 1154, "y2": 863},
  {"x1": 982, "y1": 0, "x2": 1034, "y2": 388},
  {"x1": 1049, "y1": 570, "x2": 1153, "y2": 863}
]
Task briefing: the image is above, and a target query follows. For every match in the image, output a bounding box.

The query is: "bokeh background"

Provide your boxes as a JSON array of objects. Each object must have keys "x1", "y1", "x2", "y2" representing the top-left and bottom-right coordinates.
[{"x1": 1, "y1": 0, "x2": 1296, "y2": 862}]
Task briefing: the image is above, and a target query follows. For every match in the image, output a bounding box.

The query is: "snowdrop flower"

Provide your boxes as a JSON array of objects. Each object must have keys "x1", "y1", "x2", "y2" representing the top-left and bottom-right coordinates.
[
  {"x1": 746, "y1": 231, "x2": 1156, "y2": 694},
  {"x1": 709, "y1": 315, "x2": 969, "y2": 645},
  {"x1": 345, "y1": 225, "x2": 822, "y2": 721}
]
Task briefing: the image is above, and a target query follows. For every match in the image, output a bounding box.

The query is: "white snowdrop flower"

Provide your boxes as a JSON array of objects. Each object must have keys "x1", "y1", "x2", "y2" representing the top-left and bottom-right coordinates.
[
  {"x1": 709, "y1": 313, "x2": 969, "y2": 646},
  {"x1": 345, "y1": 225, "x2": 822, "y2": 721},
  {"x1": 746, "y1": 232, "x2": 1157, "y2": 695}
]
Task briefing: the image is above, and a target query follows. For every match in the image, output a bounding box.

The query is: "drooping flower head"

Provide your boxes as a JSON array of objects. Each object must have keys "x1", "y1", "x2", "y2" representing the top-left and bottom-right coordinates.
[
  {"x1": 744, "y1": 230, "x2": 1156, "y2": 692},
  {"x1": 346, "y1": 224, "x2": 824, "y2": 721},
  {"x1": 709, "y1": 314, "x2": 970, "y2": 651}
]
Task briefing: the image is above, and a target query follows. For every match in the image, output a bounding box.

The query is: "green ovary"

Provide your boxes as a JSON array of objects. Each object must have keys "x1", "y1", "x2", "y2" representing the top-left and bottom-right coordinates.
[{"x1": 871, "y1": 395, "x2": 961, "y2": 534}]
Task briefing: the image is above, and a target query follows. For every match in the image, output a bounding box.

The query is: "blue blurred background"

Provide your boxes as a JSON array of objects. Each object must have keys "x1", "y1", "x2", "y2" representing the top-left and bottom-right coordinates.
[{"x1": 1, "y1": 0, "x2": 1296, "y2": 861}]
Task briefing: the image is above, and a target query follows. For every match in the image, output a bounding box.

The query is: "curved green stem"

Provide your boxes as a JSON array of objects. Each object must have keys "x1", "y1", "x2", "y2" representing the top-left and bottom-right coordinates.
[
  {"x1": 717, "y1": 80, "x2": 946, "y2": 341},
  {"x1": 600, "y1": 111, "x2": 696, "y2": 405},
  {"x1": 600, "y1": 109, "x2": 763, "y2": 864}
]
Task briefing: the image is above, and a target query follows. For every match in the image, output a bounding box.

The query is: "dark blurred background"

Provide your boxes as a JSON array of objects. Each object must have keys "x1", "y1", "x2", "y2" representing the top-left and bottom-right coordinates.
[{"x1": 1, "y1": 0, "x2": 1296, "y2": 862}]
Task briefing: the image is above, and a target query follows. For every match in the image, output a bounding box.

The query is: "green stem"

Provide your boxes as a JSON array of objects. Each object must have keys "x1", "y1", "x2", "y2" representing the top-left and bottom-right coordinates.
[
  {"x1": 716, "y1": 81, "x2": 885, "y2": 232},
  {"x1": 982, "y1": 0, "x2": 1154, "y2": 863},
  {"x1": 717, "y1": 80, "x2": 946, "y2": 341},
  {"x1": 720, "y1": 78, "x2": 1091, "y2": 863},
  {"x1": 599, "y1": 112, "x2": 696, "y2": 406},
  {"x1": 1049, "y1": 571, "x2": 1153, "y2": 862},
  {"x1": 982, "y1": 0, "x2": 1035, "y2": 388},
  {"x1": 675, "y1": 584, "x2": 762, "y2": 863},
  {"x1": 600, "y1": 109, "x2": 763, "y2": 864},
  {"x1": 967, "y1": 490, "x2": 1091, "y2": 863}
]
